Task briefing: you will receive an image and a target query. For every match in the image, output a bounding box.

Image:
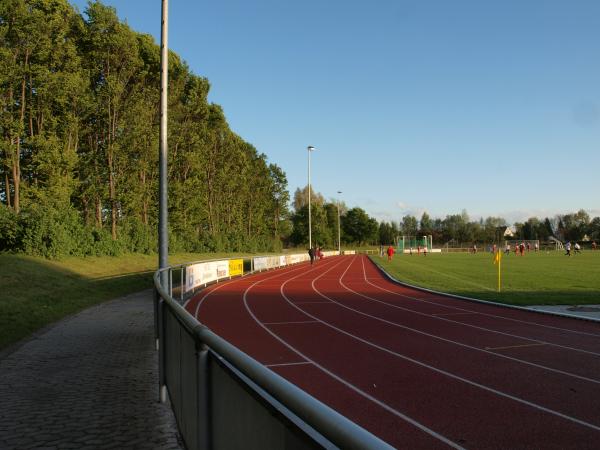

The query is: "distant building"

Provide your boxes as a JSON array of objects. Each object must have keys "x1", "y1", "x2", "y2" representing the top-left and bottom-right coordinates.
[{"x1": 495, "y1": 226, "x2": 514, "y2": 242}]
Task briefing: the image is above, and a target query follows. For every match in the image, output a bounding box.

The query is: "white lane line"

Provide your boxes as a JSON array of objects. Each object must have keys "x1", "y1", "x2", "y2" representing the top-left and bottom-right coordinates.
[
  {"x1": 485, "y1": 343, "x2": 547, "y2": 351},
  {"x1": 298, "y1": 256, "x2": 600, "y2": 433},
  {"x1": 243, "y1": 256, "x2": 466, "y2": 450},
  {"x1": 294, "y1": 301, "x2": 334, "y2": 304},
  {"x1": 360, "y1": 259, "x2": 600, "y2": 358},
  {"x1": 265, "y1": 361, "x2": 313, "y2": 368},
  {"x1": 191, "y1": 258, "x2": 339, "y2": 320},
  {"x1": 264, "y1": 320, "x2": 319, "y2": 325},
  {"x1": 329, "y1": 264, "x2": 600, "y2": 384},
  {"x1": 432, "y1": 312, "x2": 478, "y2": 317},
  {"x1": 365, "y1": 260, "x2": 600, "y2": 339},
  {"x1": 194, "y1": 282, "x2": 227, "y2": 319}
]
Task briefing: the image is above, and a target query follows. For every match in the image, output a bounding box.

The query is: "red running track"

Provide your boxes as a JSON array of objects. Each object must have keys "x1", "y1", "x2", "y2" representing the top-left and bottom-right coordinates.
[{"x1": 185, "y1": 255, "x2": 600, "y2": 449}]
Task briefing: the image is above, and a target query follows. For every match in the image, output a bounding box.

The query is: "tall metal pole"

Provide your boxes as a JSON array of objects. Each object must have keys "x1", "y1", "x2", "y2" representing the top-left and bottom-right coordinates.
[
  {"x1": 158, "y1": 0, "x2": 169, "y2": 405},
  {"x1": 337, "y1": 191, "x2": 342, "y2": 255},
  {"x1": 307, "y1": 146, "x2": 314, "y2": 249},
  {"x1": 159, "y1": 0, "x2": 169, "y2": 277}
]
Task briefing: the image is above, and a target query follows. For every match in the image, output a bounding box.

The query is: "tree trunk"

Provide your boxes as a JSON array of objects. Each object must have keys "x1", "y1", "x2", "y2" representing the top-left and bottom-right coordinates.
[
  {"x1": 108, "y1": 150, "x2": 116, "y2": 240},
  {"x1": 95, "y1": 197, "x2": 102, "y2": 228},
  {"x1": 13, "y1": 49, "x2": 29, "y2": 214},
  {"x1": 140, "y1": 170, "x2": 148, "y2": 225},
  {"x1": 4, "y1": 171, "x2": 10, "y2": 208},
  {"x1": 82, "y1": 196, "x2": 90, "y2": 226}
]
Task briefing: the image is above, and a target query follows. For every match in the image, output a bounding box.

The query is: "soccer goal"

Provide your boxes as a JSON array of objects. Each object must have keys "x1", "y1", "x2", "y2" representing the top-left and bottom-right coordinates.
[{"x1": 398, "y1": 235, "x2": 432, "y2": 253}]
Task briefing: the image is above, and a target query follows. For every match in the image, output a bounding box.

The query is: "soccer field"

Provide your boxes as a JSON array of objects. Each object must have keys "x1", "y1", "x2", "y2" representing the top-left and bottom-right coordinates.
[{"x1": 373, "y1": 250, "x2": 600, "y2": 306}]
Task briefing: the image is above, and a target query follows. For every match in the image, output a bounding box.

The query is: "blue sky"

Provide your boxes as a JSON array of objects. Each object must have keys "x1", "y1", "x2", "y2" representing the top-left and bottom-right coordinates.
[{"x1": 71, "y1": 0, "x2": 600, "y2": 224}]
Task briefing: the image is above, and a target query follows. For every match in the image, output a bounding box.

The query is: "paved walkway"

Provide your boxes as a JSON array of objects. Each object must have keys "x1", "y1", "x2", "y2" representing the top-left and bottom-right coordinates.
[
  {"x1": 0, "y1": 290, "x2": 183, "y2": 450},
  {"x1": 525, "y1": 304, "x2": 600, "y2": 320}
]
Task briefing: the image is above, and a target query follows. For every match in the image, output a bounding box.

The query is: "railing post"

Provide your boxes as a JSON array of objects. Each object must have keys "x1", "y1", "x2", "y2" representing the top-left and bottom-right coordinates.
[
  {"x1": 180, "y1": 266, "x2": 184, "y2": 302},
  {"x1": 158, "y1": 289, "x2": 167, "y2": 403},
  {"x1": 154, "y1": 287, "x2": 160, "y2": 351},
  {"x1": 197, "y1": 343, "x2": 211, "y2": 450}
]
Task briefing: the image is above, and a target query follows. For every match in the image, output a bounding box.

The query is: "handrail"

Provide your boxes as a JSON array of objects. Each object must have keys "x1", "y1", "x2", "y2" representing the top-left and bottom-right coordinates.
[{"x1": 154, "y1": 263, "x2": 394, "y2": 450}]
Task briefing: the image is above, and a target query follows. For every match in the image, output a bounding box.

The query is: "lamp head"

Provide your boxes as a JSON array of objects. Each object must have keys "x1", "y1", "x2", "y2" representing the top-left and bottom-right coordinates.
[{"x1": 307, "y1": 146, "x2": 315, "y2": 152}]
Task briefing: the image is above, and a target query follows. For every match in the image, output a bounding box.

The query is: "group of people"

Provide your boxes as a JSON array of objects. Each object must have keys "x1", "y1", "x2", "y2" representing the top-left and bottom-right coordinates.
[
  {"x1": 408, "y1": 245, "x2": 428, "y2": 256},
  {"x1": 564, "y1": 241, "x2": 582, "y2": 256},
  {"x1": 307, "y1": 246, "x2": 324, "y2": 265},
  {"x1": 501, "y1": 242, "x2": 539, "y2": 256}
]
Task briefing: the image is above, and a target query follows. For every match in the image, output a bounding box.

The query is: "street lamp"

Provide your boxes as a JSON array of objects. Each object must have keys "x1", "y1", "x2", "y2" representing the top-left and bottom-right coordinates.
[
  {"x1": 337, "y1": 191, "x2": 342, "y2": 255},
  {"x1": 307, "y1": 146, "x2": 315, "y2": 249}
]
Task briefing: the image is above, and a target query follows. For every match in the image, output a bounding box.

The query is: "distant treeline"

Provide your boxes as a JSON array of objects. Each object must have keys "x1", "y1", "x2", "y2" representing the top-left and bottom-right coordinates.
[
  {"x1": 0, "y1": 0, "x2": 289, "y2": 257},
  {"x1": 396, "y1": 209, "x2": 600, "y2": 245}
]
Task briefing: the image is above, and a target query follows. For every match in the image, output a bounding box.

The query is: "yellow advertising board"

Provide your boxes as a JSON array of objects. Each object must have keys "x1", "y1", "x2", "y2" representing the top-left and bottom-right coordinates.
[{"x1": 229, "y1": 259, "x2": 244, "y2": 277}]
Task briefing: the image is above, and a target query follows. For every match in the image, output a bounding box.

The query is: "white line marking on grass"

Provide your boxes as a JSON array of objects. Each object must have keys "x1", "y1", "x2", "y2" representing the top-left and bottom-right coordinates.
[
  {"x1": 396, "y1": 259, "x2": 496, "y2": 292},
  {"x1": 241, "y1": 256, "x2": 466, "y2": 450}
]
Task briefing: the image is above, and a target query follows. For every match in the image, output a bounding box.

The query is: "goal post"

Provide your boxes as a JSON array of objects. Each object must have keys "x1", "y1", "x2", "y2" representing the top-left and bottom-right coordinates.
[{"x1": 398, "y1": 235, "x2": 432, "y2": 253}]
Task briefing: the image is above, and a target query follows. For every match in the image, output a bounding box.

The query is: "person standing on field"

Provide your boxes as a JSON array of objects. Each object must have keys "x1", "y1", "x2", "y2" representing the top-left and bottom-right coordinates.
[
  {"x1": 308, "y1": 247, "x2": 315, "y2": 265},
  {"x1": 565, "y1": 241, "x2": 571, "y2": 256},
  {"x1": 387, "y1": 245, "x2": 395, "y2": 261}
]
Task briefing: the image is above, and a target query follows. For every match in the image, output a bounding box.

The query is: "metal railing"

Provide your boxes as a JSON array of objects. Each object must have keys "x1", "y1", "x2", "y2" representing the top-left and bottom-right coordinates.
[{"x1": 154, "y1": 257, "x2": 394, "y2": 450}]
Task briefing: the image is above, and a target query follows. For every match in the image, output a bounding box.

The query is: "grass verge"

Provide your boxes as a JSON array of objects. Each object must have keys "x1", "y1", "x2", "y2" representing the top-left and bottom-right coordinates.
[{"x1": 0, "y1": 252, "x2": 236, "y2": 351}]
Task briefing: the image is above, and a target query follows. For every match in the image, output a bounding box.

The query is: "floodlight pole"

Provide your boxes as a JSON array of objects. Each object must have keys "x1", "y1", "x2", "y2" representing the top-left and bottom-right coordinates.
[
  {"x1": 159, "y1": 0, "x2": 169, "y2": 277},
  {"x1": 158, "y1": 0, "x2": 168, "y2": 404},
  {"x1": 337, "y1": 191, "x2": 342, "y2": 255},
  {"x1": 307, "y1": 146, "x2": 315, "y2": 249}
]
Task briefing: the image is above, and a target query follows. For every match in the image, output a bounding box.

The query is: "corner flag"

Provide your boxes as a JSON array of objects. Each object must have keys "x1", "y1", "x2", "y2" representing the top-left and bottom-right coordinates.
[
  {"x1": 493, "y1": 251, "x2": 500, "y2": 265},
  {"x1": 493, "y1": 250, "x2": 501, "y2": 292}
]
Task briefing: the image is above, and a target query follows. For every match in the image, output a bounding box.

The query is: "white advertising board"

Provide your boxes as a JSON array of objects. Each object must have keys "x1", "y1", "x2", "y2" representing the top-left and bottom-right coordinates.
[
  {"x1": 253, "y1": 256, "x2": 268, "y2": 271},
  {"x1": 185, "y1": 260, "x2": 230, "y2": 293}
]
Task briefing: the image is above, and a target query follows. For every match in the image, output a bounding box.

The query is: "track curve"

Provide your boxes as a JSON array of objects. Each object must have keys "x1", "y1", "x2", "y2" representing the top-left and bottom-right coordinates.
[{"x1": 185, "y1": 254, "x2": 600, "y2": 449}]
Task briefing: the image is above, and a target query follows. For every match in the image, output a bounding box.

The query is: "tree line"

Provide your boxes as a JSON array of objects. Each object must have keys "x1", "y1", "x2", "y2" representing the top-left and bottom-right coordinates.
[
  {"x1": 1, "y1": 0, "x2": 289, "y2": 257},
  {"x1": 287, "y1": 190, "x2": 599, "y2": 248},
  {"x1": 397, "y1": 209, "x2": 600, "y2": 245}
]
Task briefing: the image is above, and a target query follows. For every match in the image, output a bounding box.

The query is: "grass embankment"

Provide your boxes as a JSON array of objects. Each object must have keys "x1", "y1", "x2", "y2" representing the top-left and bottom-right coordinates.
[
  {"x1": 0, "y1": 252, "x2": 234, "y2": 351},
  {"x1": 373, "y1": 251, "x2": 600, "y2": 306}
]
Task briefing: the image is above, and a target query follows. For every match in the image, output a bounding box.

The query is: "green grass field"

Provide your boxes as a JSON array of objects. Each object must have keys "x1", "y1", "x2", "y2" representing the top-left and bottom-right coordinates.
[
  {"x1": 0, "y1": 252, "x2": 236, "y2": 351},
  {"x1": 372, "y1": 250, "x2": 600, "y2": 306}
]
